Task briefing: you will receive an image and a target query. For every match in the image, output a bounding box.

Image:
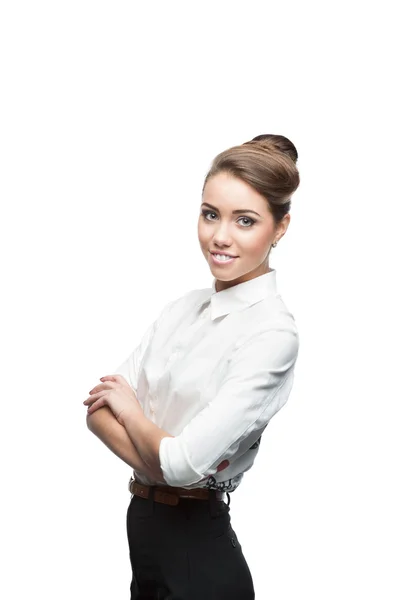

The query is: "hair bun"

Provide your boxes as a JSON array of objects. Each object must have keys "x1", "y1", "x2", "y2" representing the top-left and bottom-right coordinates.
[{"x1": 249, "y1": 134, "x2": 298, "y2": 164}]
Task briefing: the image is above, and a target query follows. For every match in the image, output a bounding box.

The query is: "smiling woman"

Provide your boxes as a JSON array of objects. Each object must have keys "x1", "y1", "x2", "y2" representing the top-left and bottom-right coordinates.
[
  {"x1": 197, "y1": 134, "x2": 299, "y2": 292},
  {"x1": 87, "y1": 133, "x2": 301, "y2": 599}
]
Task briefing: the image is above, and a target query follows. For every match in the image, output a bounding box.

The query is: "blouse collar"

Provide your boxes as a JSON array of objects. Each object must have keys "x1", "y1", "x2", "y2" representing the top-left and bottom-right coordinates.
[{"x1": 198, "y1": 269, "x2": 278, "y2": 320}]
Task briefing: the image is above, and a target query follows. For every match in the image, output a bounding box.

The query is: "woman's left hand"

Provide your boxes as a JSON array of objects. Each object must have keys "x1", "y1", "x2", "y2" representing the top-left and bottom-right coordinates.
[{"x1": 84, "y1": 375, "x2": 142, "y2": 425}]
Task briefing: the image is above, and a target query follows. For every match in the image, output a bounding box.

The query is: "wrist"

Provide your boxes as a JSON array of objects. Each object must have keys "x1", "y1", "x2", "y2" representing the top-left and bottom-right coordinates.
[{"x1": 121, "y1": 406, "x2": 144, "y2": 429}]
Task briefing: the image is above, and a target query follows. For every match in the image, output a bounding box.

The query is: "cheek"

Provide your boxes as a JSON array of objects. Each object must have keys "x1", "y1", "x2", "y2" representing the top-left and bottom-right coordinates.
[
  {"x1": 243, "y1": 232, "x2": 271, "y2": 255},
  {"x1": 197, "y1": 221, "x2": 209, "y2": 244}
]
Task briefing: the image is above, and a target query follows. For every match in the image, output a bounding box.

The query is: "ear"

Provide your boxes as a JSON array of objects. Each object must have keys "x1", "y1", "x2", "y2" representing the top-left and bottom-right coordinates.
[{"x1": 277, "y1": 213, "x2": 291, "y2": 241}]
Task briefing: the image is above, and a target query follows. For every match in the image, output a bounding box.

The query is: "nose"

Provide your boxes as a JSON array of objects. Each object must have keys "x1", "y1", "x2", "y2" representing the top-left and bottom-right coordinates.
[{"x1": 212, "y1": 223, "x2": 233, "y2": 248}]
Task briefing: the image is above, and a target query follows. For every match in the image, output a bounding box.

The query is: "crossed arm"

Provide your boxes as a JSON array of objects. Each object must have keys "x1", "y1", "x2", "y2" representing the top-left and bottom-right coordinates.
[
  {"x1": 87, "y1": 328, "x2": 298, "y2": 487},
  {"x1": 86, "y1": 407, "x2": 164, "y2": 482},
  {"x1": 87, "y1": 407, "x2": 228, "y2": 485}
]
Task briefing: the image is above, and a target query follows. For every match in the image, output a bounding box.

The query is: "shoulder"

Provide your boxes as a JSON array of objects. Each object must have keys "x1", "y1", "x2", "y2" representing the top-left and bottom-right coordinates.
[
  {"x1": 231, "y1": 294, "x2": 300, "y2": 359},
  {"x1": 242, "y1": 293, "x2": 298, "y2": 335},
  {"x1": 269, "y1": 293, "x2": 299, "y2": 337}
]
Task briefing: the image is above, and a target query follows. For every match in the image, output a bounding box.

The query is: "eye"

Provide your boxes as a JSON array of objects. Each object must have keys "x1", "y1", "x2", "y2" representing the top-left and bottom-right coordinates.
[
  {"x1": 237, "y1": 216, "x2": 255, "y2": 227},
  {"x1": 201, "y1": 210, "x2": 255, "y2": 228},
  {"x1": 201, "y1": 210, "x2": 217, "y2": 221}
]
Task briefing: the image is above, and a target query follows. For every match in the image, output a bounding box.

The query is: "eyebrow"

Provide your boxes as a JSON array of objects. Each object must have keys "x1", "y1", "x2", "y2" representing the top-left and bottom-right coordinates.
[{"x1": 201, "y1": 202, "x2": 262, "y2": 218}]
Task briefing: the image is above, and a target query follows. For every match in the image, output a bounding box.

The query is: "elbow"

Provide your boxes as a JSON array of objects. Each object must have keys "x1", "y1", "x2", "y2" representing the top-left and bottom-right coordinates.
[
  {"x1": 85, "y1": 412, "x2": 104, "y2": 436},
  {"x1": 86, "y1": 414, "x2": 94, "y2": 431},
  {"x1": 86, "y1": 406, "x2": 113, "y2": 432},
  {"x1": 86, "y1": 411, "x2": 100, "y2": 432},
  {"x1": 164, "y1": 472, "x2": 205, "y2": 488},
  {"x1": 159, "y1": 437, "x2": 204, "y2": 488}
]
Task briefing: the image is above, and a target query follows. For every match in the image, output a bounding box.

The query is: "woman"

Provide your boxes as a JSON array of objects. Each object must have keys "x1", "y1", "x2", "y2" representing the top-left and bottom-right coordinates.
[{"x1": 84, "y1": 133, "x2": 301, "y2": 599}]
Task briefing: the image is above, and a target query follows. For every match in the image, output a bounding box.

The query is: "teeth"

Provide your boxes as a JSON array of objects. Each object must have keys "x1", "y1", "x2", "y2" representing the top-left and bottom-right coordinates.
[{"x1": 214, "y1": 254, "x2": 234, "y2": 261}]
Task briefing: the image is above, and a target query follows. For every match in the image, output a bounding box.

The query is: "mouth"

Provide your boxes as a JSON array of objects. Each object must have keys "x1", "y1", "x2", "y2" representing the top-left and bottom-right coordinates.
[{"x1": 210, "y1": 252, "x2": 238, "y2": 266}]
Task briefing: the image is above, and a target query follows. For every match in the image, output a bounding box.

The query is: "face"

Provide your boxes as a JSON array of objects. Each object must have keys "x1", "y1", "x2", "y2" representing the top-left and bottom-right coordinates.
[{"x1": 198, "y1": 172, "x2": 290, "y2": 291}]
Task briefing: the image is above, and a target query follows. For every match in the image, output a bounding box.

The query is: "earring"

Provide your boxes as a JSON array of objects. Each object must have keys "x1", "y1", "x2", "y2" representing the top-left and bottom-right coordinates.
[{"x1": 272, "y1": 241, "x2": 278, "y2": 248}]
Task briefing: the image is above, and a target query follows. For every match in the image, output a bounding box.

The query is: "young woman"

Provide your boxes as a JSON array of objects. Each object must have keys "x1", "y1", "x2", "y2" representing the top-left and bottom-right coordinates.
[{"x1": 84, "y1": 133, "x2": 301, "y2": 599}]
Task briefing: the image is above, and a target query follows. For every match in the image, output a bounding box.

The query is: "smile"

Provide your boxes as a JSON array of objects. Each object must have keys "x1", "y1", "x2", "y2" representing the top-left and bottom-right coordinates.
[{"x1": 210, "y1": 253, "x2": 238, "y2": 265}]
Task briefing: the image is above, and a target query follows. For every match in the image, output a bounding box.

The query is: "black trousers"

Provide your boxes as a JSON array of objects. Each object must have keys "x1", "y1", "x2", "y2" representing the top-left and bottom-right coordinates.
[{"x1": 126, "y1": 487, "x2": 255, "y2": 599}]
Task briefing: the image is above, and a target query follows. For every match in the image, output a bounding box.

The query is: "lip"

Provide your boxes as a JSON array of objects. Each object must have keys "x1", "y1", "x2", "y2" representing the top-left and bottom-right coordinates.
[
  {"x1": 210, "y1": 251, "x2": 238, "y2": 258},
  {"x1": 210, "y1": 252, "x2": 238, "y2": 266}
]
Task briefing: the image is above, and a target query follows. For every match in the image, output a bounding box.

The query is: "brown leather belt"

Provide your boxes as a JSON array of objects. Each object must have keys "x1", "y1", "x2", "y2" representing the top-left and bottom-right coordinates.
[{"x1": 128, "y1": 477, "x2": 225, "y2": 506}]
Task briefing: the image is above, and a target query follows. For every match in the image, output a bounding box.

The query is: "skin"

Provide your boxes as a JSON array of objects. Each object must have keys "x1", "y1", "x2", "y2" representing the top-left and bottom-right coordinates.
[{"x1": 198, "y1": 171, "x2": 290, "y2": 291}]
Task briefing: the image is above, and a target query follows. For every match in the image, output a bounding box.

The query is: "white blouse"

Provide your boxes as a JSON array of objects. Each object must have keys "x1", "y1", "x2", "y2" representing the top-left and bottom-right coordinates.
[{"x1": 115, "y1": 269, "x2": 299, "y2": 492}]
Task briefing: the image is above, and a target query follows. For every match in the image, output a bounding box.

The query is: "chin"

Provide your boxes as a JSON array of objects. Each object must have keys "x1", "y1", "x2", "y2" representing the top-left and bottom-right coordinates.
[{"x1": 210, "y1": 268, "x2": 244, "y2": 281}]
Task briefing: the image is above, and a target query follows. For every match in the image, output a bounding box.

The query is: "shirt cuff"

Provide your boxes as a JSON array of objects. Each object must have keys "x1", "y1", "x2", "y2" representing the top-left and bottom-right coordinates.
[{"x1": 159, "y1": 436, "x2": 204, "y2": 487}]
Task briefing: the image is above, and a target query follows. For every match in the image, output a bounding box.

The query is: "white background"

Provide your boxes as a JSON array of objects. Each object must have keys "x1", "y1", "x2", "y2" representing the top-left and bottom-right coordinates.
[{"x1": 1, "y1": 1, "x2": 398, "y2": 598}]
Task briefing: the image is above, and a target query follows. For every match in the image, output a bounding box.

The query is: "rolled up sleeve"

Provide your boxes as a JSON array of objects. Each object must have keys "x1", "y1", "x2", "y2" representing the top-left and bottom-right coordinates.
[{"x1": 159, "y1": 327, "x2": 299, "y2": 487}]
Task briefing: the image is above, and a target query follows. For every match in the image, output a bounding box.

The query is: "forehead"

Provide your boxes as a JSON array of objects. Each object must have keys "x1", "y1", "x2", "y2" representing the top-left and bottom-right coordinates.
[{"x1": 202, "y1": 172, "x2": 268, "y2": 211}]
